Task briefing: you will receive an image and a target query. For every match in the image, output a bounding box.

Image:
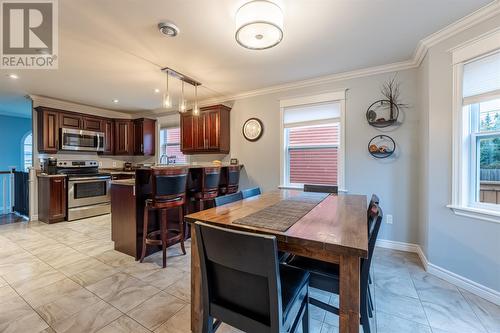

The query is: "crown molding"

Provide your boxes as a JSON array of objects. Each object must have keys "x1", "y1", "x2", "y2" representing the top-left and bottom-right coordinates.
[
  {"x1": 30, "y1": 95, "x2": 133, "y2": 119},
  {"x1": 193, "y1": 1, "x2": 500, "y2": 107}
]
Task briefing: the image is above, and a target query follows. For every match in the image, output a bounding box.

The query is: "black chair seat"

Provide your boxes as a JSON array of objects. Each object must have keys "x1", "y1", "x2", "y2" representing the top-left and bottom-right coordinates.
[
  {"x1": 280, "y1": 264, "x2": 310, "y2": 324},
  {"x1": 286, "y1": 256, "x2": 340, "y2": 294}
]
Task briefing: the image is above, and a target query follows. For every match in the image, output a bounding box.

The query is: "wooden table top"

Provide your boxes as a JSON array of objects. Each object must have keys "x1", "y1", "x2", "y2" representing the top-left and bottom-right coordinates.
[{"x1": 185, "y1": 190, "x2": 368, "y2": 258}]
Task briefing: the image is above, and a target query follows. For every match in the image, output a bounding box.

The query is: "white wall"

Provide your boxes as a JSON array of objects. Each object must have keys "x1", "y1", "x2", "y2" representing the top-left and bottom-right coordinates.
[
  {"x1": 420, "y1": 14, "x2": 500, "y2": 291},
  {"x1": 228, "y1": 69, "x2": 421, "y2": 244}
]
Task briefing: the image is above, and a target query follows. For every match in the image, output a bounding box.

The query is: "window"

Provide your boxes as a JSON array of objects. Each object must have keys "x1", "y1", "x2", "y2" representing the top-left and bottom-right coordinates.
[
  {"x1": 280, "y1": 92, "x2": 345, "y2": 189},
  {"x1": 23, "y1": 132, "x2": 32, "y2": 171},
  {"x1": 159, "y1": 127, "x2": 187, "y2": 164},
  {"x1": 450, "y1": 31, "x2": 500, "y2": 222}
]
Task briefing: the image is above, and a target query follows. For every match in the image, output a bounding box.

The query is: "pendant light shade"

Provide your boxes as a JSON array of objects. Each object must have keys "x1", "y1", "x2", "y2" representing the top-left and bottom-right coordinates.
[
  {"x1": 235, "y1": 0, "x2": 283, "y2": 50},
  {"x1": 163, "y1": 72, "x2": 172, "y2": 108},
  {"x1": 193, "y1": 85, "x2": 200, "y2": 116},
  {"x1": 179, "y1": 81, "x2": 187, "y2": 113}
]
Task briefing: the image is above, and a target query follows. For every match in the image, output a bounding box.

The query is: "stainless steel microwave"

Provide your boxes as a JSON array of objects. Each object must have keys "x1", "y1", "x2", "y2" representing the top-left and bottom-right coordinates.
[{"x1": 60, "y1": 128, "x2": 105, "y2": 152}]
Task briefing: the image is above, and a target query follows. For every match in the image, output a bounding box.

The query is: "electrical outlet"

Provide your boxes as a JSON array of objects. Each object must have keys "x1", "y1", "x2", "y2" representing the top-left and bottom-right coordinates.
[
  {"x1": 112, "y1": 161, "x2": 117, "y2": 167},
  {"x1": 386, "y1": 214, "x2": 393, "y2": 224},
  {"x1": 98, "y1": 161, "x2": 102, "y2": 167}
]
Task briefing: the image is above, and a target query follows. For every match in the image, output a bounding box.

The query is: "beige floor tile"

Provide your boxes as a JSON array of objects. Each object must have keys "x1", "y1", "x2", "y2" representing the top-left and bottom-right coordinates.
[
  {"x1": 127, "y1": 291, "x2": 186, "y2": 330},
  {"x1": 120, "y1": 261, "x2": 162, "y2": 280},
  {"x1": 97, "y1": 315, "x2": 151, "y2": 333},
  {"x1": 51, "y1": 300, "x2": 122, "y2": 333},
  {"x1": 44, "y1": 250, "x2": 89, "y2": 269},
  {"x1": 154, "y1": 304, "x2": 190, "y2": 333},
  {"x1": 22, "y1": 277, "x2": 82, "y2": 308},
  {"x1": 164, "y1": 273, "x2": 191, "y2": 303},
  {"x1": 0, "y1": 276, "x2": 7, "y2": 287},
  {"x1": 141, "y1": 266, "x2": 185, "y2": 290},
  {"x1": 1, "y1": 260, "x2": 55, "y2": 284},
  {"x1": 94, "y1": 250, "x2": 136, "y2": 268},
  {"x1": 35, "y1": 288, "x2": 102, "y2": 325},
  {"x1": 69, "y1": 264, "x2": 119, "y2": 287},
  {"x1": 11, "y1": 269, "x2": 66, "y2": 295},
  {"x1": 87, "y1": 272, "x2": 161, "y2": 312},
  {"x1": 70, "y1": 239, "x2": 114, "y2": 256},
  {"x1": 58, "y1": 257, "x2": 110, "y2": 276},
  {"x1": 0, "y1": 286, "x2": 49, "y2": 333}
]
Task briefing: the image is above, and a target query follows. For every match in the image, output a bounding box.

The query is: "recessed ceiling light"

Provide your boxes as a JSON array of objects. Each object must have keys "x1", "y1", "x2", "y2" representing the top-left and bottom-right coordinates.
[
  {"x1": 158, "y1": 22, "x2": 179, "y2": 37},
  {"x1": 7, "y1": 73, "x2": 19, "y2": 79},
  {"x1": 112, "y1": 99, "x2": 119, "y2": 103},
  {"x1": 154, "y1": 88, "x2": 160, "y2": 93}
]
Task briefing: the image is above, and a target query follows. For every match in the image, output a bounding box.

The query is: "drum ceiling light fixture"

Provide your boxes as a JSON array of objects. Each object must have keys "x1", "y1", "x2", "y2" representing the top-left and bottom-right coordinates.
[{"x1": 235, "y1": 0, "x2": 283, "y2": 50}]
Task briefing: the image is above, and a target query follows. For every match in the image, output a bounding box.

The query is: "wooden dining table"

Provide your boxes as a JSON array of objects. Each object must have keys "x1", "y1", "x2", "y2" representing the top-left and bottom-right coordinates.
[{"x1": 184, "y1": 190, "x2": 368, "y2": 333}]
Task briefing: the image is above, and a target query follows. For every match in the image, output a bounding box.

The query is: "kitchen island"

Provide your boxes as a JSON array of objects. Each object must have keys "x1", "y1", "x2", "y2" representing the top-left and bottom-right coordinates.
[{"x1": 111, "y1": 164, "x2": 243, "y2": 259}]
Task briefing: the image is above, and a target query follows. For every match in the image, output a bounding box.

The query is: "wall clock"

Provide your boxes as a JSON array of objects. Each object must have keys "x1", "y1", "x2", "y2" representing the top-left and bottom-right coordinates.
[{"x1": 242, "y1": 118, "x2": 263, "y2": 141}]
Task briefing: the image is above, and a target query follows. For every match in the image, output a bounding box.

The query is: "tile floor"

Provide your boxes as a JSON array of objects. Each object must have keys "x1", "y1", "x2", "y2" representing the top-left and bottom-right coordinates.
[{"x1": 0, "y1": 214, "x2": 498, "y2": 333}]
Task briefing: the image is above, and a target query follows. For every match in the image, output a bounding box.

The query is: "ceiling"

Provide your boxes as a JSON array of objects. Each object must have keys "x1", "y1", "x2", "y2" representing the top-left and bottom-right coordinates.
[{"x1": 0, "y1": 0, "x2": 493, "y2": 113}]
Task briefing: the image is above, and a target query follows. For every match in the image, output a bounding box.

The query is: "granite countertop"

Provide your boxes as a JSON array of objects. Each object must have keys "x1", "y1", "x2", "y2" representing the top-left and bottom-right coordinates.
[
  {"x1": 37, "y1": 174, "x2": 67, "y2": 178},
  {"x1": 111, "y1": 179, "x2": 135, "y2": 186}
]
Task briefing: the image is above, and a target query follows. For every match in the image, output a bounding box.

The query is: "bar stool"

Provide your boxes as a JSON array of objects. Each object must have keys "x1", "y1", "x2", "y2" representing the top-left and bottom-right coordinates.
[
  {"x1": 193, "y1": 167, "x2": 221, "y2": 211},
  {"x1": 140, "y1": 167, "x2": 188, "y2": 268},
  {"x1": 219, "y1": 165, "x2": 241, "y2": 195}
]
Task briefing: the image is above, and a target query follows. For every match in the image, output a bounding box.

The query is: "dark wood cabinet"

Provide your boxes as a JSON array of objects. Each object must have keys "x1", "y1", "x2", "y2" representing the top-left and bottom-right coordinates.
[
  {"x1": 101, "y1": 119, "x2": 114, "y2": 155},
  {"x1": 180, "y1": 104, "x2": 230, "y2": 154},
  {"x1": 133, "y1": 118, "x2": 156, "y2": 156},
  {"x1": 59, "y1": 112, "x2": 83, "y2": 129},
  {"x1": 36, "y1": 107, "x2": 59, "y2": 153},
  {"x1": 36, "y1": 107, "x2": 156, "y2": 156},
  {"x1": 114, "y1": 119, "x2": 134, "y2": 155},
  {"x1": 38, "y1": 176, "x2": 67, "y2": 223},
  {"x1": 83, "y1": 116, "x2": 102, "y2": 131}
]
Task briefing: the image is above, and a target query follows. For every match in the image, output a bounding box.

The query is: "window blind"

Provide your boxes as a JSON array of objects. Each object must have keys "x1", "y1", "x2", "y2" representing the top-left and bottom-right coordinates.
[
  {"x1": 284, "y1": 101, "x2": 340, "y2": 128},
  {"x1": 463, "y1": 51, "x2": 500, "y2": 105}
]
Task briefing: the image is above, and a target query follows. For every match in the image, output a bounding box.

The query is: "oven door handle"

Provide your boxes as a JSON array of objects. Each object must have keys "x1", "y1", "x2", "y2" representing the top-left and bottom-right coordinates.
[{"x1": 69, "y1": 176, "x2": 111, "y2": 182}]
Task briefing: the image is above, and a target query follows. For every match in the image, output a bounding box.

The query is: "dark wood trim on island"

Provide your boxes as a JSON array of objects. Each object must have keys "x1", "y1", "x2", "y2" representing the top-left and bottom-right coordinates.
[{"x1": 110, "y1": 164, "x2": 243, "y2": 260}]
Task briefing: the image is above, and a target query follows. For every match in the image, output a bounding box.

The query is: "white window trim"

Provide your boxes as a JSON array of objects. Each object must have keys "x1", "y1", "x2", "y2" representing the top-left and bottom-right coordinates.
[
  {"x1": 448, "y1": 28, "x2": 500, "y2": 223},
  {"x1": 279, "y1": 90, "x2": 346, "y2": 191}
]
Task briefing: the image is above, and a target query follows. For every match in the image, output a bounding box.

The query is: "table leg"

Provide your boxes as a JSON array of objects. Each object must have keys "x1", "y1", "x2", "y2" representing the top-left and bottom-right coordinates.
[
  {"x1": 191, "y1": 229, "x2": 202, "y2": 333},
  {"x1": 339, "y1": 255, "x2": 360, "y2": 333}
]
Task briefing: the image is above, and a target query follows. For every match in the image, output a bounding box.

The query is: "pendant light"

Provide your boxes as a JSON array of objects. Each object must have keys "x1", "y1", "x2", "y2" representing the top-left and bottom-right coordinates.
[
  {"x1": 193, "y1": 85, "x2": 200, "y2": 116},
  {"x1": 179, "y1": 81, "x2": 187, "y2": 113},
  {"x1": 162, "y1": 72, "x2": 172, "y2": 108}
]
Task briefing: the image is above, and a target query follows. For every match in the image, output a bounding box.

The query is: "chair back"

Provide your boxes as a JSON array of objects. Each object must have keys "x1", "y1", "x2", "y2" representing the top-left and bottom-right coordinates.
[
  {"x1": 360, "y1": 201, "x2": 383, "y2": 308},
  {"x1": 151, "y1": 167, "x2": 188, "y2": 204},
  {"x1": 303, "y1": 184, "x2": 338, "y2": 194},
  {"x1": 195, "y1": 222, "x2": 282, "y2": 332},
  {"x1": 242, "y1": 187, "x2": 261, "y2": 199},
  {"x1": 227, "y1": 166, "x2": 241, "y2": 187},
  {"x1": 202, "y1": 167, "x2": 221, "y2": 193},
  {"x1": 214, "y1": 192, "x2": 243, "y2": 207}
]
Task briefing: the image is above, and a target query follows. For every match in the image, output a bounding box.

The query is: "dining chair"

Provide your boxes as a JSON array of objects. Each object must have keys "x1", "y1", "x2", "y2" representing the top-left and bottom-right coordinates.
[
  {"x1": 285, "y1": 199, "x2": 383, "y2": 333},
  {"x1": 303, "y1": 184, "x2": 338, "y2": 194},
  {"x1": 194, "y1": 221, "x2": 310, "y2": 333},
  {"x1": 241, "y1": 186, "x2": 261, "y2": 198},
  {"x1": 214, "y1": 191, "x2": 243, "y2": 207}
]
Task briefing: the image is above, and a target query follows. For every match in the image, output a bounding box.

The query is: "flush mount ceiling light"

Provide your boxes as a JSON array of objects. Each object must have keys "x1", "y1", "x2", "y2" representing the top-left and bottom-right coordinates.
[
  {"x1": 112, "y1": 99, "x2": 119, "y2": 104},
  {"x1": 7, "y1": 73, "x2": 18, "y2": 79},
  {"x1": 235, "y1": 0, "x2": 283, "y2": 50},
  {"x1": 158, "y1": 22, "x2": 180, "y2": 37}
]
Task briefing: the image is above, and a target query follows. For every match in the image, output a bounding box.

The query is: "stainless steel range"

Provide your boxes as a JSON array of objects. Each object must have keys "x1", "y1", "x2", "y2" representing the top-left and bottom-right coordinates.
[{"x1": 56, "y1": 160, "x2": 111, "y2": 221}]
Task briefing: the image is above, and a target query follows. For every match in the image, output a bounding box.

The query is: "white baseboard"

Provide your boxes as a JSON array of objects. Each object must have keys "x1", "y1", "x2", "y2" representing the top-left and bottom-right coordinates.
[
  {"x1": 376, "y1": 238, "x2": 499, "y2": 306},
  {"x1": 30, "y1": 214, "x2": 38, "y2": 222}
]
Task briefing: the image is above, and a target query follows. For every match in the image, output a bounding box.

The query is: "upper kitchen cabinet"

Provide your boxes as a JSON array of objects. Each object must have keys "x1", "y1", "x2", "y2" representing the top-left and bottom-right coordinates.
[
  {"x1": 36, "y1": 107, "x2": 59, "y2": 153},
  {"x1": 180, "y1": 104, "x2": 230, "y2": 154},
  {"x1": 82, "y1": 116, "x2": 102, "y2": 131},
  {"x1": 114, "y1": 119, "x2": 134, "y2": 155},
  {"x1": 101, "y1": 119, "x2": 114, "y2": 155},
  {"x1": 133, "y1": 118, "x2": 156, "y2": 156},
  {"x1": 59, "y1": 112, "x2": 83, "y2": 129}
]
